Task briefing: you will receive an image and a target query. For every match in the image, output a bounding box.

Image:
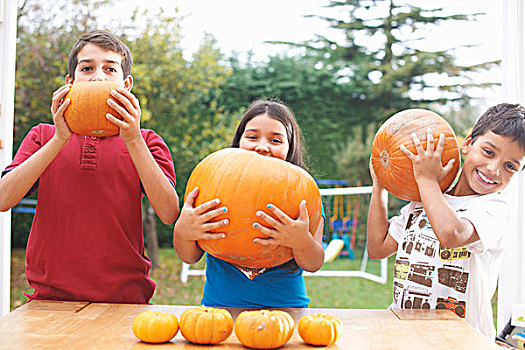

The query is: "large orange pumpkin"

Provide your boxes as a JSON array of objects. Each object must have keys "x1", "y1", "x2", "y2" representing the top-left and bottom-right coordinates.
[
  {"x1": 371, "y1": 109, "x2": 460, "y2": 201},
  {"x1": 184, "y1": 148, "x2": 322, "y2": 268},
  {"x1": 234, "y1": 310, "x2": 295, "y2": 349},
  {"x1": 64, "y1": 80, "x2": 122, "y2": 137}
]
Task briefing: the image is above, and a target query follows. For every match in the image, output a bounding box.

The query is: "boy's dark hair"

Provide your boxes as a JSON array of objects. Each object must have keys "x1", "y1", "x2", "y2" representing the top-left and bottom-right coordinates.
[
  {"x1": 68, "y1": 30, "x2": 132, "y2": 81},
  {"x1": 471, "y1": 103, "x2": 525, "y2": 151},
  {"x1": 231, "y1": 99, "x2": 307, "y2": 169}
]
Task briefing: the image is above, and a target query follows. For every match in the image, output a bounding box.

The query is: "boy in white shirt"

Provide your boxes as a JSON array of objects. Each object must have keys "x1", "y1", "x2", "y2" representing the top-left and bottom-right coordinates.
[{"x1": 367, "y1": 103, "x2": 525, "y2": 339}]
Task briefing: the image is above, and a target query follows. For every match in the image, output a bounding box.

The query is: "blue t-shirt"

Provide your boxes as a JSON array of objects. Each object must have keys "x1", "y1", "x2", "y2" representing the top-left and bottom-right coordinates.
[{"x1": 201, "y1": 254, "x2": 310, "y2": 308}]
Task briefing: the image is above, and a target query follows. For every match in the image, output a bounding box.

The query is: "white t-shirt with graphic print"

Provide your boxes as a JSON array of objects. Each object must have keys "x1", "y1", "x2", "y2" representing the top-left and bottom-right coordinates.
[{"x1": 388, "y1": 191, "x2": 508, "y2": 340}]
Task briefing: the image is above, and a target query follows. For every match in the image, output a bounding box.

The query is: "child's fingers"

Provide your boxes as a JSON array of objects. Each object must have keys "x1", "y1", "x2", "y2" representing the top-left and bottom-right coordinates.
[
  {"x1": 253, "y1": 221, "x2": 276, "y2": 237},
  {"x1": 265, "y1": 204, "x2": 290, "y2": 223},
  {"x1": 183, "y1": 187, "x2": 199, "y2": 208},
  {"x1": 256, "y1": 210, "x2": 281, "y2": 228},
  {"x1": 253, "y1": 237, "x2": 278, "y2": 245},
  {"x1": 199, "y1": 232, "x2": 226, "y2": 240},
  {"x1": 435, "y1": 133, "x2": 446, "y2": 155},
  {"x1": 116, "y1": 87, "x2": 140, "y2": 110},
  {"x1": 109, "y1": 89, "x2": 133, "y2": 111},
  {"x1": 106, "y1": 113, "x2": 127, "y2": 127},
  {"x1": 400, "y1": 144, "x2": 416, "y2": 161},
  {"x1": 194, "y1": 198, "x2": 222, "y2": 215},
  {"x1": 411, "y1": 132, "x2": 425, "y2": 154},
  {"x1": 202, "y1": 219, "x2": 229, "y2": 232},
  {"x1": 55, "y1": 98, "x2": 70, "y2": 117},
  {"x1": 51, "y1": 85, "x2": 71, "y2": 115},
  {"x1": 298, "y1": 200, "x2": 309, "y2": 222},
  {"x1": 200, "y1": 207, "x2": 228, "y2": 222},
  {"x1": 107, "y1": 98, "x2": 132, "y2": 123},
  {"x1": 442, "y1": 158, "x2": 456, "y2": 174},
  {"x1": 426, "y1": 128, "x2": 434, "y2": 152}
]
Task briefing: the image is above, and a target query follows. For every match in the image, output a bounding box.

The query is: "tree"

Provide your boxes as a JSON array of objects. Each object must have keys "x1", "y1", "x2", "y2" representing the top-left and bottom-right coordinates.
[
  {"x1": 296, "y1": 0, "x2": 498, "y2": 181},
  {"x1": 304, "y1": 0, "x2": 497, "y2": 124},
  {"x1": 220, "y1": 54, "x2": 360, "y2": 176}
]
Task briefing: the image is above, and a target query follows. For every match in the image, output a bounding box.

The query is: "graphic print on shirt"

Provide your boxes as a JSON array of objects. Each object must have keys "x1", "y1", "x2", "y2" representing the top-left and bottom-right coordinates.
[
  {"x1": 439, "y1": 245, "x2": 471, "y2": 261},
  {"x1": 393, "y1": 207, "x2": 470, "y2": 318},
  {"x1": 401, "y1": 285, "x2": 432, "y2": 310}
]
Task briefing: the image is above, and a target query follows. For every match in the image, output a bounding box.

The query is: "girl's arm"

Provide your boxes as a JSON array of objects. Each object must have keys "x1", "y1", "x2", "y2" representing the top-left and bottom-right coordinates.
[
  {"x1": 252, "y1": 200, "x2": 325, "y2": 272},
  {"x1": 173, "y1": 187, "x2": 229, "y2": 264},
  {"x1": 402, "y1": 129, "x2": 478, "y2": 248},
  {"x1": 366, "y1": 160, "x2": 398, "y2": 259}
]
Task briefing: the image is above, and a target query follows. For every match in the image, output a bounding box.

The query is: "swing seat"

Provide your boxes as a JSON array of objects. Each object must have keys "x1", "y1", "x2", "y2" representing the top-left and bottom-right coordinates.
[
  {"x1": 342, "y1": 218, "x2": 354, "y2": 232},
  {"x1": 330, "y1": 219, "x2": 344, "y2": 233}
]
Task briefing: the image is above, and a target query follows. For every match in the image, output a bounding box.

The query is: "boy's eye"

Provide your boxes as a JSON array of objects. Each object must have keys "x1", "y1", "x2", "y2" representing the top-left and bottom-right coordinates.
[
  {"x1": 483, "y1": 148, "x2": 494, "y2": 156},
  {"x1": 106, "y1": 67, "x2": 117, "y2": 72},
  {"x1": 505, "y1": 162, "x2": 517, "y2": 172},
  {"x1": 80, "y1": 66, "x2": 92, "y2": 72}
]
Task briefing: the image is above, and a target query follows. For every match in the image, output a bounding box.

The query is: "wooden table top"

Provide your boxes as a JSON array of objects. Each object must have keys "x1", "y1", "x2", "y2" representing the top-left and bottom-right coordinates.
[{"x1": 0, "y1": 300, "x2": 499, "y2": 349}]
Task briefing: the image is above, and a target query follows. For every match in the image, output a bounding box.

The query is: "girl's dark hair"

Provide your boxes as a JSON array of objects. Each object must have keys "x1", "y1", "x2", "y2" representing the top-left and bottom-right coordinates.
[
  {"x1": 68, "y1": 30, "x2": 132, "y2": 81},
  {"x1": 471, "y1": 103, "x2": 525, "y2": 151},
  {"x1": 231, "y1": 99, "x2": 307, "y2": 169}
]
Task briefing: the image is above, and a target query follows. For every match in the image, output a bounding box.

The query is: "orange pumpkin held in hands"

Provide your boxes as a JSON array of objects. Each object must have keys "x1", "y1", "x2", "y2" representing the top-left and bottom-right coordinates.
[
  {"x1": 64, "y1": 81, "x2": 122, "y2": 137},
  {"x1": 132, "y1": 310, "x2": 179, "y2": 344},
  {"x1": 234, "y1": 310, "x2": 295, "y2": 349},
  {"x1": 371, "y1": 109, "x2": 460, "y2": 201},
  {"x1": 184, "y1": 148, "x2": 322, "y2": 268},
  {"x1": 179, "y1": 306, "x2": 233, "y2": 344},
  {"x1": 298, "y1": 313, "x2": 343, "y2": 346}
]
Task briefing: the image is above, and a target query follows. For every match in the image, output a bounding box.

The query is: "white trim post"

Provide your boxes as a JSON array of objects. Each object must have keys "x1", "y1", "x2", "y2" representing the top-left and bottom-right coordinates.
[
  {"x1": 497, "y1": 0, "x2": 525, "y2": 334},
  {"x1": 0, "y1": 0, "x2": 17, "y2": 315}
]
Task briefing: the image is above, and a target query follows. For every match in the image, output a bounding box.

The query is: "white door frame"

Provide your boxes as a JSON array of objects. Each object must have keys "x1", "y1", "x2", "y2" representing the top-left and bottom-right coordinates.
[{"x1": 0, "y1": 0, "x2": 18, "y2": 316}]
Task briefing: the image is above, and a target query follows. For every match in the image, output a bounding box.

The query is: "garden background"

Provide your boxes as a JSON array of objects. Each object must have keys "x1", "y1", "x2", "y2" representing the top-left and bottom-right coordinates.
[{"x1": 9, "y1": 0, "x2": 501, "y2": 318}]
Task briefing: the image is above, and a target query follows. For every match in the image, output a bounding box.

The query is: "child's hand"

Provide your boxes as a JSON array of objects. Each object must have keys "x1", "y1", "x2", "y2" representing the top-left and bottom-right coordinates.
[
  {"x1": 50, "y1": 84, "x2": 72, "y2": 142},
  {"x1": 106, "y1": 87, "x2": 141, "y2": 142},
  {"x1": 173, "y1": 187, "x2": 228, "y2": 242},
  {"x1": 369, "y1": 157, "x2": 383, "y2": 187},
  {"x1": 400, "y1": 128, "x2": 456, "y2": 185},
  {"x1": 253, "y1": 200, "x2": 312, "y2": 250}
]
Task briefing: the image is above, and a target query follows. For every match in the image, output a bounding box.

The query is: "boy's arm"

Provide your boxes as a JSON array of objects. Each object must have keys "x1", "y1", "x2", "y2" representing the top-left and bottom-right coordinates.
[
  {"x1": 366, "y1": 172, "x2": 398, "y2": 260},
  {"x1": 0, "y1": 85, "x2": 72, "y2": 211},
  {"x1": 402, "y1": 129, "x2": 479, "y2": 248},
  {"x1": 107, "y1": 88, "x2": 179, "y2": 225},
  {"x1": 416, "y1": 179, "x2": 478, "y2": 248}
]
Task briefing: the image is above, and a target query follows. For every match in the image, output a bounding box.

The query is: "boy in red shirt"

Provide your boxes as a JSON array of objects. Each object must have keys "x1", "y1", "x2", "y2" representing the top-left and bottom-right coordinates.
[{"x1": 0, "y1": 30, "x2": 179, "y2": 303}]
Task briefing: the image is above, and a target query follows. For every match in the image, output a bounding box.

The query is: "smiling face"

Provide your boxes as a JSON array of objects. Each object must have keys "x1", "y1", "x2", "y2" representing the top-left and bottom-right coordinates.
[
  {"x1": 239, "y1": 114, "x2": 290, "y2": 160},
  {"x1": 452, "y1": 131, "x2": 525, "y2": 196},
  {"x1": 65, "y1": 43, "x2": 132, "y2": 89}
]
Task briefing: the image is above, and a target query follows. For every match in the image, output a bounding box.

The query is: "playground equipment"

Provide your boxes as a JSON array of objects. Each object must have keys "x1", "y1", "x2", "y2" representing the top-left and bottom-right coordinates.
[{"x1": 317, "y1": 179, "x2": 360, "y2": 261}]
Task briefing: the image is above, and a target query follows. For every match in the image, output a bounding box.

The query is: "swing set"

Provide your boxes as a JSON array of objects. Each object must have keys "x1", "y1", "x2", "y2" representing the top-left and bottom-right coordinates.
[{"x1": 316, "y1": 179, "x2": 360, "y2": 262}]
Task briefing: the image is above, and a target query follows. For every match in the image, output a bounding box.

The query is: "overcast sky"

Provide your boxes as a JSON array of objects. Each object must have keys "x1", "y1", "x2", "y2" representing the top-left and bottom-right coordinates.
[{"x1": 111, "y1": 0, "x2": 503, "y2": 105}]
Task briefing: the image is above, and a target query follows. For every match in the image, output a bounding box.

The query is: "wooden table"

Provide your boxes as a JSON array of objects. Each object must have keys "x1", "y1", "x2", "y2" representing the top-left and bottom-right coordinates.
[{"x1": 0, "y1": 300, "x2": 499, "y2": 349}]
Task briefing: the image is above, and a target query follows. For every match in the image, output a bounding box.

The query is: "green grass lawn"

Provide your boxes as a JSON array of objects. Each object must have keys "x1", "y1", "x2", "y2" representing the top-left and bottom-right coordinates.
[
  {"x1": 10, "y1": 246, "x2": 499, "y2": 327},
  {"x1": 10, "y1": 246, "x2": 394, "y2": 310}
]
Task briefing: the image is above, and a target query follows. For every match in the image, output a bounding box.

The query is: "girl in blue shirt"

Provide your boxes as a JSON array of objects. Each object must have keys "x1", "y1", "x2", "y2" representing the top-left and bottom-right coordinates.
[{"x1": 173, "y1": 99, "x2": 325, "y2": 308}]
